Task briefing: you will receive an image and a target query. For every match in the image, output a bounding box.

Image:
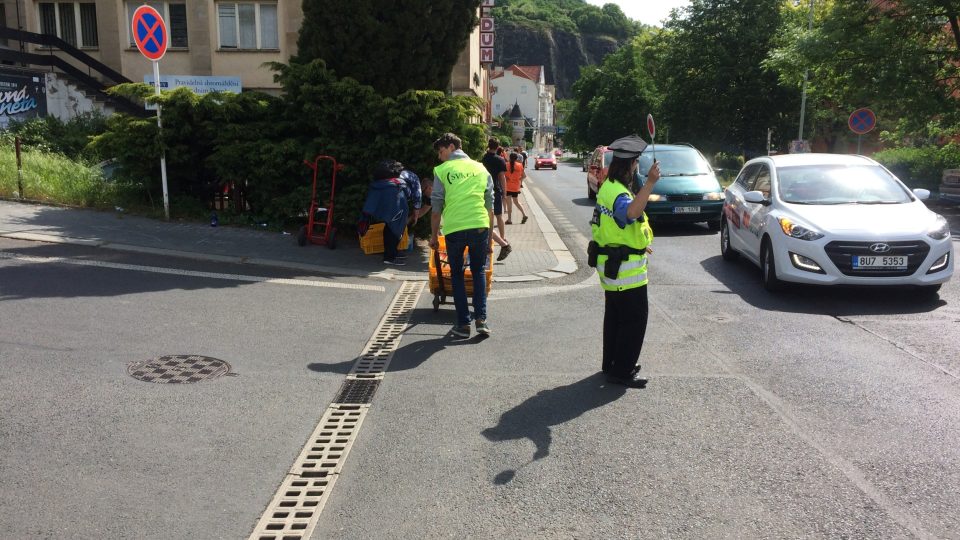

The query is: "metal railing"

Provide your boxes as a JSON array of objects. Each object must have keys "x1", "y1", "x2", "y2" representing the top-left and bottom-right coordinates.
[{"x1": 0, "y1": 27, "x2": 144, "y2": 116}]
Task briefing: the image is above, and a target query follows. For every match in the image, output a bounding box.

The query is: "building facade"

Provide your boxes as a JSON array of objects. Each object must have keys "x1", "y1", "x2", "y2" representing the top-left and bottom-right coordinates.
[
  {"x1": 1, "y1": 1, "x2": 302, "y2": 92},
  {"x1": 1, "y1": 1, "x2": 490, "y2": 97},
  {"x1": 490, "y1": 64, "x2": 555, "y2": 149}
]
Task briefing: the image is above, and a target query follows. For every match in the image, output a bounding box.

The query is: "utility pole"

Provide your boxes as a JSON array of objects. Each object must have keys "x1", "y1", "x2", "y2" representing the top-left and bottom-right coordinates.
[{"x1": 797, "y1": 0, "x2": 815, "y2": 142}]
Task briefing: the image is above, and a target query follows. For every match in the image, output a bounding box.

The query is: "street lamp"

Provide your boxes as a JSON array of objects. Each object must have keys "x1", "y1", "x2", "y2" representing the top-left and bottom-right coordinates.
[{"x1": 797, "y1": 0, "x2": 815, "y2": 143}]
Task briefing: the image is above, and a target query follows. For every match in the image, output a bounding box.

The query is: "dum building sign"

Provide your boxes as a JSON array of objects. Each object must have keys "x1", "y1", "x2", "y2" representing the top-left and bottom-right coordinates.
[
  {"x1": 481, "y1": 0, "x2": 495, "y2": 65},
  {"x1": 0, "y1": 70, "x2": 47, "y2": 129}
]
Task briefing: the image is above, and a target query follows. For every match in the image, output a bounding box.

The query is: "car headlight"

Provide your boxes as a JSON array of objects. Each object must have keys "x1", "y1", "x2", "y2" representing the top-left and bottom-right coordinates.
[
  {"x1": 778, "y1": 217, "x2": 824, "y2": 241},
  {"x1": 702, "y1": 192, "x2": 724, "y2": 201},
  {"x1": 648, "y1": 194, "x2": 665, "y2": 202},
  {"x1": 927, "y1": 215, "x2": 950, "y2": 240}
]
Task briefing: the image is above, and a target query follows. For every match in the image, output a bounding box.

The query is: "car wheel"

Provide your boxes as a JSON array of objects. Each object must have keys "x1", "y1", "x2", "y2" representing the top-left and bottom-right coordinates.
[
  {"x1": 707, "y1": 219, "x2": 721, "y2": 232},
  {"x1": 761, "y1": 238, "x2": 784, "y2": 292},
  {"x1": 720, "y1": 219, "x2": 738, "y2": 261}
]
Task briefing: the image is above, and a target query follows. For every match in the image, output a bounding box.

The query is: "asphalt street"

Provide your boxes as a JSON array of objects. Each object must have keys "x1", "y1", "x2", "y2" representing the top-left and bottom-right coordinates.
[{"x1": 1, "y1": 161, "x2": 959, "y2": 539}]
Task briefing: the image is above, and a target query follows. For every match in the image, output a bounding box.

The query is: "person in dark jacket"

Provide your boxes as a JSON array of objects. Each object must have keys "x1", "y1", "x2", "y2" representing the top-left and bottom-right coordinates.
[{"x1": 361, "y1": 159, "x2": 421, "y2": 265}]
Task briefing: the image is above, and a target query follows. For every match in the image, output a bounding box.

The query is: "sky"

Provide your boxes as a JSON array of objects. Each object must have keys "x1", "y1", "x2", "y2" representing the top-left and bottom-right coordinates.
[{"x1": 584, "y1": 0, "x2": 691, "y2": 27}]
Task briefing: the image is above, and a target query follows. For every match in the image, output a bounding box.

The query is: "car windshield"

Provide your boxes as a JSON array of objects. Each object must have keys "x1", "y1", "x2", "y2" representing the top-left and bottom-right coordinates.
[
  {"x1": 777, "y1": 164, "x2": 912, "y2": 205},
  {"x1": 637, "y1": 148, "x2": 711, "y2": 177},
  {"x1": 538, "y1": 154, "x2": 552, "y2": 159}
]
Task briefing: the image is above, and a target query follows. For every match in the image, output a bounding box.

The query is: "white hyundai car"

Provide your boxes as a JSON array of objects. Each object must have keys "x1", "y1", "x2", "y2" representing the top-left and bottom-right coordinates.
[{"x1": 721, "y1": 154, "x2": 953, "y2": 295}]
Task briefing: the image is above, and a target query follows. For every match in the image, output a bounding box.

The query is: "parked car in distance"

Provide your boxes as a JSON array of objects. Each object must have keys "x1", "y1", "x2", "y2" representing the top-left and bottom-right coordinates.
[
  {"x1": 554, "y1": 149, "x2": 563, "y2": 157},
  {"x1": 941, "y1": 169, "x2": 960, "y2": 203},
  {"x1": 634, "y1": 144, "x2": 724, "y2": 230},
  {"x1": 585, "y1": 145, "x2": 612, "y2": 200},
  {"x1": 721, "y1": 153, "x2": 953, "y2": 295},
  {"x1": 535, "y1": 153, "x2": 557, "y2": 170}
]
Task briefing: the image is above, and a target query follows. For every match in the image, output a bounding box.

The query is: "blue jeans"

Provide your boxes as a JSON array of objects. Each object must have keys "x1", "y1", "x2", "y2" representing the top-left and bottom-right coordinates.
[{"x1": 445, "y1": 228, "x2": 489, "y2": 327}]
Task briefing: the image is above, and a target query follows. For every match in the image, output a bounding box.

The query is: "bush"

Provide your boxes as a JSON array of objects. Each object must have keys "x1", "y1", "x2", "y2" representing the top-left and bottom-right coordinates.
[
  {"x1": 4, "y1": 113, "x2": 108, "y2": 160},
  {"x1": 872, "y1": 143, "x2": 960, "y2": 192},
  {"x1": 85, "y1": 61, "x2": 486, "y2": 230}
]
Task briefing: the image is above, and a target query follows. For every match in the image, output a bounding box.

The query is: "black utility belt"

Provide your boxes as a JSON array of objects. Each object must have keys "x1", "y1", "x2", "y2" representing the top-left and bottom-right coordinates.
[{"x1": 587, "y1": 241, "x2": 645, "y2": 279}]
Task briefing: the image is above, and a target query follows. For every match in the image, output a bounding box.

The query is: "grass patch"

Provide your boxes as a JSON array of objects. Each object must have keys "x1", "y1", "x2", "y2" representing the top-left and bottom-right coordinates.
[{"x1": 0, "y1": 146, "x2": 116, "y2": 207}]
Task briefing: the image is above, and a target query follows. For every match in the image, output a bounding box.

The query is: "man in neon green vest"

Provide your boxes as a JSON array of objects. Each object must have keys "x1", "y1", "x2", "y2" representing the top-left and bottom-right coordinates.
[
  {"x1": 589, "y1": 135, "x2": 661, "y2": 388},
  {"x1": 430, "y1": 133, "x2": 495, "y2": 338}
]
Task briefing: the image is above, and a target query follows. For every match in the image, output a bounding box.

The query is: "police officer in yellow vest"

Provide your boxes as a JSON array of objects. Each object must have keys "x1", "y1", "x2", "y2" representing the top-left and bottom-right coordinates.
[
  {"x1": 589, "y1": 135, "x2": 661, "y2": 388},
  {"x1": 430, "y1": 133, "x2": 495, "y2": 339}
]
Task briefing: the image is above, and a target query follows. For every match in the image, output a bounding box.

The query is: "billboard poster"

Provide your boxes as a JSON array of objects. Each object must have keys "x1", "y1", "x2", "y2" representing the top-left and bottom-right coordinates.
[{"x1": 0, "y1": 70, "x2": 47, "y2": 129}]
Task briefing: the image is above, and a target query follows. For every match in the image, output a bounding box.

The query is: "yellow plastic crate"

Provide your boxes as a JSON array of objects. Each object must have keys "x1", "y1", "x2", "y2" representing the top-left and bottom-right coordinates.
[
  {"x1": 359, "y1": 223, "x2": 409, "y2": 255},
  {"x1": 428, "y1": 235, "x2": 493, "y2": 296}
]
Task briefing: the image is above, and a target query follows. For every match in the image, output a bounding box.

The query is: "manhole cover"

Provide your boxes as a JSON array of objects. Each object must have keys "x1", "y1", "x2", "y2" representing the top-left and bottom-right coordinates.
[{"x1": 127, "y1": 355, "x2": 231, "y2": 384}]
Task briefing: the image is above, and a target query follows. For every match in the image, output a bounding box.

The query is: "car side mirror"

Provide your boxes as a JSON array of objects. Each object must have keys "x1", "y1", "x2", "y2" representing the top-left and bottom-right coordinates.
[
  {"x1": 912, "y1": 188, "x2": 930, "y2": 200},
  {"x1": 744, "y1": 191, "x2": 771, "y2": 206}
]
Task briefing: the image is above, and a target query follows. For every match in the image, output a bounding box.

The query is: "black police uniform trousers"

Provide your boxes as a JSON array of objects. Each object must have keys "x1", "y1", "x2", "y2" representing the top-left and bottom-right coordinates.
[{"x1": 602, "y1": 284, "x2": 648, "y2": 376}]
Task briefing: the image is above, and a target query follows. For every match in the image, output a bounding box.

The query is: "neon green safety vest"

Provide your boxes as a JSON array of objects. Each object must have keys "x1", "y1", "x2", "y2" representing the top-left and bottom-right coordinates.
[
  {"x1": 435, "y1": 158, "x2": 491, "y2": 235},
  {"x1": 591, "y1": 179, "x2": 654, "y2": 291}
]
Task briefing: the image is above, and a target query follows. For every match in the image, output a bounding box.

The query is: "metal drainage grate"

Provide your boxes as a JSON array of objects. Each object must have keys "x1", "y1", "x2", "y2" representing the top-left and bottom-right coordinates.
[
  {"x1": 332, "y1": 379, "x2": 380, "y2": 404},
  {"x1": 127, "y1": 355, "x2": 230, "y2": 383},
  {"x1": 250, "y1": 405, "x2": 368, "y2": 540},
  {"x1": 249, "y1": 281, "x2": 425, "y2": 540},
  {"x1": 350, "y1": 281, "x2": 424, "y2": 378}
]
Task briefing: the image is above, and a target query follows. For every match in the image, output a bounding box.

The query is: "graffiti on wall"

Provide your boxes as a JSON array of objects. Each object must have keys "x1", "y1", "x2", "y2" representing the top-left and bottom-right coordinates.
[{"x1": 0, "y1": 71, "x2": 47, "y2": 129}]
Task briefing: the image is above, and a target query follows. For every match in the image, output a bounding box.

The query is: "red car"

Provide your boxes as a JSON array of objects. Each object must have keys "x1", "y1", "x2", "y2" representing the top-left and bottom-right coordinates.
[{"x1": 535, "y1": 153, "x2": 557, "y2": 170}]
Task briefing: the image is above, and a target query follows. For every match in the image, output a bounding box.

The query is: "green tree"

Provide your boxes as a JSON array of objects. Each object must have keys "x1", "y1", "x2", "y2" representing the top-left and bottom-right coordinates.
[
  {"x1": 766, "y1": 0, "x2": 960, "y2": 146},
  {"x1": 295, "y1": 0, "x2": 481, "y2": 96},
  {"x1": 564, "y1": 38, "x2": 659, "y2": 150},
  {"x1": 659, "y1": 0, "x2": 797, "y2": 156}
]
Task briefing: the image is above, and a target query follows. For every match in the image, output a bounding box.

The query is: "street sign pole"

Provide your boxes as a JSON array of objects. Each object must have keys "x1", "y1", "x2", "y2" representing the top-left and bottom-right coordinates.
[
  {"x1": 153, "y1": 59, "x2": 169, "y2": 220},
  {"x1": 647, "y1": 113, "x2": 657, "y2": 164},
  {"x1": 857, "y1": 134, "x2": 862, "y2": 155},
  {"x1": 132, "y1": 4, "x2": 170, "y2": 219}
]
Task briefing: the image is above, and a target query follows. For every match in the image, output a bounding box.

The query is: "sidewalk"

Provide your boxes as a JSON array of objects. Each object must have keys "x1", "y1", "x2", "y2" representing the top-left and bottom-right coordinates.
[{"x1": 0, "y1": 179, "x2": 577, "y2": 282}]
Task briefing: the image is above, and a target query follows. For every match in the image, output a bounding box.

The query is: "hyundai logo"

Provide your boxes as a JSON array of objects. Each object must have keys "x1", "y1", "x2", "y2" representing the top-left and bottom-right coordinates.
[{"x1": 869, "y1": 243, "x2": 891, "y2": 253}]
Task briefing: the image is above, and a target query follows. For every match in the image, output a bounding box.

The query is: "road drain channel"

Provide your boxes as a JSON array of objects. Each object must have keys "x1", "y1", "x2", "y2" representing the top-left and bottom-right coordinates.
[{"x1": 249, "y1": 281, "x2": 424, "y2": 540}]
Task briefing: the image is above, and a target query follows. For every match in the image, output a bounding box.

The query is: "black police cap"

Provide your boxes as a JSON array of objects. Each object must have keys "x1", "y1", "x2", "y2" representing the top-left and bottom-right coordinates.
[{"x1": 608, "y1": 135, "x2": 648, "y2": 159}]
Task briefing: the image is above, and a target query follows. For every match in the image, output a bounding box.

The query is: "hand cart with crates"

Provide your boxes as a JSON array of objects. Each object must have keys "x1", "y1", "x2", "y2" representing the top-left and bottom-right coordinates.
[{"x1": 429, "y1": 234, "x2": 494, "y2": 312}]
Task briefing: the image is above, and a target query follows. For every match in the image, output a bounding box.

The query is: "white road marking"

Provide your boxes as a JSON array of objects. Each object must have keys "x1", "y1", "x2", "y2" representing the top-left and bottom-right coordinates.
[{"x1": 0, "y1": 251, "x2": 385, "y2": 292}]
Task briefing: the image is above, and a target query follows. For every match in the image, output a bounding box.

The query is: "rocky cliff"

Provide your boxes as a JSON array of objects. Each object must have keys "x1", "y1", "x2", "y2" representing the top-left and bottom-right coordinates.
[{"x1": 493, "y1": 22, "x2": 622, "y2": 100}]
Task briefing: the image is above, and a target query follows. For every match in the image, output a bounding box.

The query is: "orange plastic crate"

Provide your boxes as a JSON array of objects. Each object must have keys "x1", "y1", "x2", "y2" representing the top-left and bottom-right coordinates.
[
  {"x1": 429, "y1": 235, "x2": 493, "y2": 295},
  {"x1": 359, "y1": 223, "x2": 409, "y2": 255}
]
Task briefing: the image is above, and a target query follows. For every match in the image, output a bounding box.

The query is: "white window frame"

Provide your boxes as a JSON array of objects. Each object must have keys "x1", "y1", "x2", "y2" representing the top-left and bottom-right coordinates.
[
  {"x1": 216, "y1": 2, "x2": 279, "y2": 51},
  {"x1": 38, "y1": 2, "x2": 98, "y2": 49},
  {"x1": 126, "y1": 2, "x2": 188, "y2": 49}
]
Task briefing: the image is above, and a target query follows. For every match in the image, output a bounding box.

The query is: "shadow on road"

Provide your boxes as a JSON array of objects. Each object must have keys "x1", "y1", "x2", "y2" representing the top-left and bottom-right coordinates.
[
  {"x1": 481, "y1": 372, "x2": 626, "y2": 485},
  {"x1": 571, "y1": 197, "x2": 595, "y2": 207},
  {"x1": 701, "y1": 254, "x2": 947, "y2": 316},
  {"x1": 649, "y1": 222, "x2": 717, "y2": 237},
  {"x1": 307, "y1": 310, "x2": 488, "y2": 375}
]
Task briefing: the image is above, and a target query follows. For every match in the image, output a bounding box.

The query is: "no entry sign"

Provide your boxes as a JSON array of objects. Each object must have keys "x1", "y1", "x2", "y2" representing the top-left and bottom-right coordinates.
[
  {"x1": 132, "y1": 5, "x2": 168, "y2": 61},
  {"x1": 848, "y1": 108, "x2": 876, "y2": 135}
]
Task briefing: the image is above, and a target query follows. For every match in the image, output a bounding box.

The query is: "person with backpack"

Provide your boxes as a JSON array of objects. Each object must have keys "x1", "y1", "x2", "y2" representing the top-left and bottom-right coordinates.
[{"x1": 361, "y1": 159, "x2": 421, "y2": 266}]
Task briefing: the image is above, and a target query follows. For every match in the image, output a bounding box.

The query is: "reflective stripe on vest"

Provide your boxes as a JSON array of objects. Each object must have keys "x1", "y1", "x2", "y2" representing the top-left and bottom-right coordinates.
[
  {"x1": 592, "y1": 180, "x2": 650, "y2": 291},
  {"x1": 435, "y1": 158, "x2": 490, "y2": 235}
]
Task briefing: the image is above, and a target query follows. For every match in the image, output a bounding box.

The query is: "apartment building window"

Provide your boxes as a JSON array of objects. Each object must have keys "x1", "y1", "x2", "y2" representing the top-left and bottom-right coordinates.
[
  {"x1": 39, "y1": 2, "x2": 98, "y2": 48},
  {"x1": 217, "y1": 3, "x2": 279, "y2": 50},
  {"x1": 126, "y1": 2, "x2": 188, "y2": 48}
]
